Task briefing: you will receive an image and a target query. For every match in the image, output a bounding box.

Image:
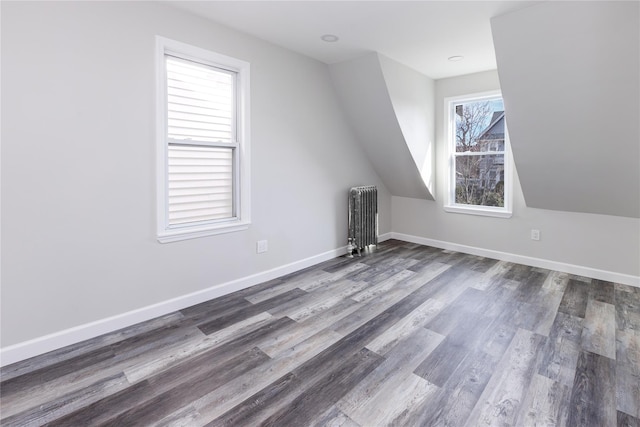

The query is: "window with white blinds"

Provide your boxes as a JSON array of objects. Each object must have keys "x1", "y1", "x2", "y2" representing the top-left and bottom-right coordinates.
[
  {"x1": 157, "y1": 37, "x2": 250, "y2": 242},
  {"x1": 166, "y1": 56, "x2": 236, "y2": 226}
]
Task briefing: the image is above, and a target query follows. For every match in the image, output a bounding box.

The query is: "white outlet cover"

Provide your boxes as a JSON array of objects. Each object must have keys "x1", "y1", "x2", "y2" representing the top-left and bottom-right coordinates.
[{"x1": 257, "y1": 240, "x2": 268, "y2": 253}]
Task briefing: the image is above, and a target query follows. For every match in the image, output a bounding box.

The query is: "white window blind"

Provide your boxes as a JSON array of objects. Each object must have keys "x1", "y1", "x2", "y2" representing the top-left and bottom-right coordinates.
[
  {"x1": 166, "y1": 56, "x2": 234, "y2": 143},
  {"x1": 165, "y1": 55, "x2": 238, "y2": 227},
  {"x1": 167, "y1": 145, "x2": 233, "y2": 225}
]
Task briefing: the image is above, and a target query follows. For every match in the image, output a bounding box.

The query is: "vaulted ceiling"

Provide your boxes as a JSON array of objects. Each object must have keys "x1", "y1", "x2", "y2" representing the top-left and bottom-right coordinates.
[
  {"x1": 169, "y1": 1, "x2": 640, "y2": 218},
  {"x1": 168, "y1": 1, "x2": 540, "y2": 80}
]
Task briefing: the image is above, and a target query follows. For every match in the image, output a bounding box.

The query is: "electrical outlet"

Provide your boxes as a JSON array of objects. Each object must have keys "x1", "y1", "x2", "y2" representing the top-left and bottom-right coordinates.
[
  {"x1": 531, "y1": 229, "x2": 540, "y2": 241},
  {"x1": 257, "y1": 240, "x2": 268, "y2": 253}
]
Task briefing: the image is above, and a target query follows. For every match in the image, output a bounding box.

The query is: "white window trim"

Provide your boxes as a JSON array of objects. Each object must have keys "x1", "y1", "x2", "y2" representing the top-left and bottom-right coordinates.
[
  {"x1": 443, "y1": 90, "x2": 513, "y2": 219},
  {"x1": 156, "y1": 36, "x2": 251, "y2": 243}
]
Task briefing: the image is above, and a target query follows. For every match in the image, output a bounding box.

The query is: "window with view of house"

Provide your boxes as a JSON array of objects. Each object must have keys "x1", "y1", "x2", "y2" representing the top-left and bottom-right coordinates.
[
  {"x1": 444, "y1": 92, "x2": 512, "y2": 218},
  {"x1": 156, "y1": 37, "x2": 251, "y2": 243}
]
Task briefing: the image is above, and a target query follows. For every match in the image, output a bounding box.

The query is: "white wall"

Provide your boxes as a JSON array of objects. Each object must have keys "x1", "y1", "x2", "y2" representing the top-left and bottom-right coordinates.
[
  {"x1": 392, "y1": 70, "x2": 640, "y2": 279},
  {"x1": 1, "y1": 1, "x2": 390, "y2": 349},
  {"x1": 329, "y1": 53, "x2": 432, "y2": 199},
  {"x1": 378, "y1": 54, "x2": 436, "y2": 196}
]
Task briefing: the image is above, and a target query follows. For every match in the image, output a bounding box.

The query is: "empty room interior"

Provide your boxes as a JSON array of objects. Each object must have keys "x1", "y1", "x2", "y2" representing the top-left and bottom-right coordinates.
[{"x1": 1, "y1": 1, "x2": 640, "y2": 426}]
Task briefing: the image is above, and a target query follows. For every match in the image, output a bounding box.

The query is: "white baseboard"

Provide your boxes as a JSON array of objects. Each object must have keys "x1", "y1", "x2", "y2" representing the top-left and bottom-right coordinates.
[
  {"x1": 0, "y1": 245, "x2": 348, "y2": 367},
  {"x1": 4, "y1": 231, "x2": 635, "y2": 366},
  {"x1": 391, "y1": 232, "x2": 640, "y2": 288},
  {"x1": 378, "y1": 232, "x2": 392, "y2": 242}
]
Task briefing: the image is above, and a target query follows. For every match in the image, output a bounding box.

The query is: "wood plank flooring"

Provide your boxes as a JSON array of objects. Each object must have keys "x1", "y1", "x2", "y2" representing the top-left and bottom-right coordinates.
[{"x1": 1, "y1": 240, "x2": 639, "y2": 426}]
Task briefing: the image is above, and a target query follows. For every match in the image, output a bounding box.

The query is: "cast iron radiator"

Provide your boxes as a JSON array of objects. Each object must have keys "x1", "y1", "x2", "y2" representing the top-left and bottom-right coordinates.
[{"x1": 347, "y1": 185, "x2": 378, "y2": 257}]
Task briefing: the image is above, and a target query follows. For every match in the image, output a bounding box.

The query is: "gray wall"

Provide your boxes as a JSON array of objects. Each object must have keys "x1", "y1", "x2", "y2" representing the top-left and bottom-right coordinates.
[
  {"x1": 492, "y1": 1, "x2": 640, "y2": 218},
  {"x1": 392, "y1": 70, "x2": 640, "y2": 277},
  {"x1": 1, "y1": 1, "x2": 390, "y2": 347}
]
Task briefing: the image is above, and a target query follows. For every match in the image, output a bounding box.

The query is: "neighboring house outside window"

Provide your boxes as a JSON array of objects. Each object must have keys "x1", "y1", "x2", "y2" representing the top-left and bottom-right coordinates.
[
  {"x1": 444, "y1": 92, "x2": 512, "y2": 218},
  {"x1": 156, "y1": 37, "x2": 251, "y2": 243}
]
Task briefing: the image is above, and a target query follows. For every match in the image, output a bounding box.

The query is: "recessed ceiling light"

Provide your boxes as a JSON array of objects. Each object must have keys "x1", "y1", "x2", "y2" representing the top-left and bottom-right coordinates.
[
  {"x1": 448, "y1": 55, "x2": 464, "y2": 62},
  {"x1": 321, "y1": 34, "x2": 339, "y2": 42}
]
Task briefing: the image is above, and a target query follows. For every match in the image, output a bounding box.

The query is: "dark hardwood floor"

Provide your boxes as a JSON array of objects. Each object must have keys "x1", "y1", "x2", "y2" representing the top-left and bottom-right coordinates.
[{"x1": 1, "y1": 240, "x2": 639, "y2": 426}]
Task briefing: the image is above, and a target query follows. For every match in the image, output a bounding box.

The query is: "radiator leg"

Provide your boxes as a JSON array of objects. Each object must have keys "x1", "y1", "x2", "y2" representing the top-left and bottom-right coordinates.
[{"x1": 346, "y1": 238, "x2": 355, "y2": 258}]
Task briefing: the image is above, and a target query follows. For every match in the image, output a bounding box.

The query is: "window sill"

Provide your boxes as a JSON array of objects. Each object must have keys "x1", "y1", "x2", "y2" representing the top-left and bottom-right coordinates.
[
  {"x1": 444, "y1": 205, "x2": 512, "y2": 218},
  {"x1": 158, "y1": 221, "x2": 250, "y2": 243}
]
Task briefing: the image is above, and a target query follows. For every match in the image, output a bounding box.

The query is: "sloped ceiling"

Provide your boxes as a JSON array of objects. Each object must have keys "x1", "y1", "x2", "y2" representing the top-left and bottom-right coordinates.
[
  {"x1": 492, "y1": 1, "x2": 640, "y2": 218},
  {"x1": 329, "y1": 53, "x2": 434, "y2": 199}
]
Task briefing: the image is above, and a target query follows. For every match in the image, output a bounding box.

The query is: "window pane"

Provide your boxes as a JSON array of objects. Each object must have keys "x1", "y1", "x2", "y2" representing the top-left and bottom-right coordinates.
[
  {"x1": 166, "y1": 56, "x2": 235, "y2": 143},
  {"x1": 168, "y1": 144, "x2": 234, "y2": 225},
  {"x1": 455, "y1": 154, "x2": 505, "y2": 207},
  {"x1": 455, "y1": 99, "x2": 504, "y2": 153}
]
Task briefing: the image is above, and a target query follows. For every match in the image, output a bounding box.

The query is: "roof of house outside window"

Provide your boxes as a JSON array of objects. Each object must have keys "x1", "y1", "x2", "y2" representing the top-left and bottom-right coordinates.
[{"x1": 480, "y1": 111, "x2": 505, "y2": 140}]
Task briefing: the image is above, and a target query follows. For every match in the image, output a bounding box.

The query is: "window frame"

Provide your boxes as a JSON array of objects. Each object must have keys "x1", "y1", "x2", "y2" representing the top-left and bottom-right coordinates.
[
  {"x1": 444, "y1": 91, "x2": 512, "y2": 218},
  {"x1": 156, "y1": 36, "x2": 251, "y2": 243}
]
